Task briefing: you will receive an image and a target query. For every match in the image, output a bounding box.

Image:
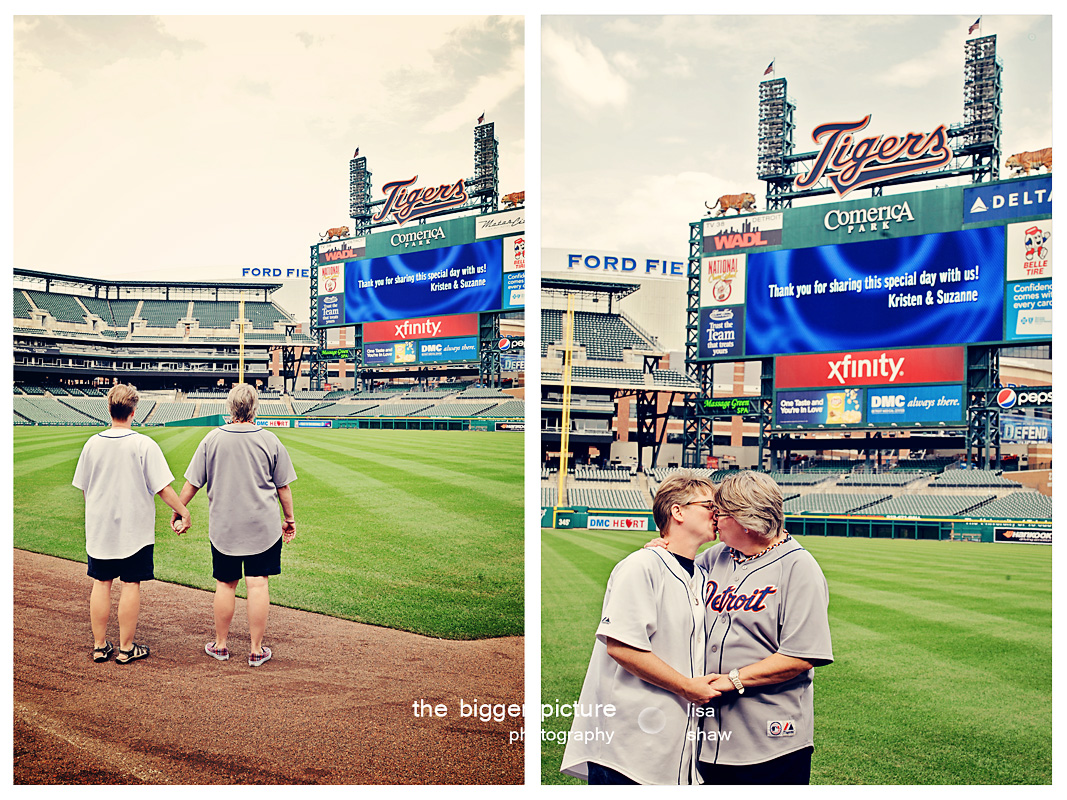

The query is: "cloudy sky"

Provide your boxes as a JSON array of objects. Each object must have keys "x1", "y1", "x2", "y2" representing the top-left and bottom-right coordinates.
[
  {"x1": 13, "y1": 15, "x2": 524, "y2": 320},
  {"x1": 542, "y1": 14, "x2": 1053, "y2": 256}
]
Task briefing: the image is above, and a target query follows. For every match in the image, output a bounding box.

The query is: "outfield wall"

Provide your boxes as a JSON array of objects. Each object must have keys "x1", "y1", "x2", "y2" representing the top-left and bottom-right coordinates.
[{"x1": 543, "y1": 507, "x2": 1051, "y2": 543}]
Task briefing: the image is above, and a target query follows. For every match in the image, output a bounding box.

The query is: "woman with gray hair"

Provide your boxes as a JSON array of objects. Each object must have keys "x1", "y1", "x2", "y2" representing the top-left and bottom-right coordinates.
[
  {"x1": 173, "y1": 383, "x2": 297, "y2": 667},
  {"x1": 693, "y1": 470, "x2": 833, "y2": 784}
]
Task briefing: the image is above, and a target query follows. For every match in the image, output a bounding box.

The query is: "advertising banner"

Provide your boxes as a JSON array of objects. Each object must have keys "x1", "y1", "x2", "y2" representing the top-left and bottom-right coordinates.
[
  {"x1": 474, "y1": 208, "x2": 525, "y2": 239},
  {"x1": 865, "y1": 384, "x2": 965, "y2": 424},
  {"x1": 318, "y1": 294, "x2": 344, "y2": 327},
  {"x1": 317, "y1": 238, "x2": 366, "y2": 264},
  {"x1": 698, "y1": 307, "x2": 745, "y2": 359},
  {"x1": 504, "y1": 271, "x2": 525, "y2": 310},
  {"x1": 700, "y1": 254, "x2": 747, "y2": 307},
  {"x1": 587, "y1": 516, "x2": 650, "y2": 531},
  {"x1": 1006, "y1": 279, "x2": 1052, "y2": 341},
  {"x1": 776, "y1": 388, "x2": 863, "y2": 426},
  {"x1": 369, "y1": 217, "x2": 475, "y2": 258},
  {"x1": 744, "y1": 227, "x2": 1005, "y2": 356},
  {"x1": 963, "y1": 176, "x2": 1051, "y2": 224},
  {"x1": 364, "y1": 341, "x2": 416, "y2": 366},
  {"x1": 1000, "y1": 415, "x2": 1051, "y2": 443},
  {"x1": 702, "y1": 213, "x2": 783, "y2": 254},
  {"x1": 1006, "y1": 219, "x2": 1052, "y2": 281},
  {"x1": 504, "y1": 235, "x2": 525, "y2": 273},
  {"x1": 363, "y1": 314, "x2": 478, "y2": 344},
  {"x1": 994, "y1": 527, "x2": 1052, "y2": 544},
  {"x1": 701, "y1": 397, "x2": 762, "y2": 416},
  {"x1": 775, "y1": 346, "x2": 965, "y2": 389},
  {"x1": 342, "y1": 239, "x2": 503, "y2": 325},
  {"x1": 296, "y1": 420, "x2": 333, "y2": 428},
  {"x1": 418, "y1": 336, "x2": 479, "y2": 363}
]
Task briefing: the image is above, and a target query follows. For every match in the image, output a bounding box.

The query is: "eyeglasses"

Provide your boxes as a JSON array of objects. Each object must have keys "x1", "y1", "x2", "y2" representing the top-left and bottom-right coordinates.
[{"x1": 682, "y1": 501, "x2": 716, "y2": 511}]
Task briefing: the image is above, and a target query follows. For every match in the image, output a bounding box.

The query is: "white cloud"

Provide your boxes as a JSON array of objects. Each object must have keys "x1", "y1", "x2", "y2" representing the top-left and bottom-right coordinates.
[{"x1": 542, "y1": 25, "x2": 629, "y2": 115}]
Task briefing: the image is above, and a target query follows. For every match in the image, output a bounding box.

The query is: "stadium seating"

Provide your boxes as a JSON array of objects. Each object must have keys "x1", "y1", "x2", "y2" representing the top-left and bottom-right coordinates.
[
  {"x1": 23, "y1": 290, "x2": 86, "y2": 323},
  {"x1": 13, "y1": 290, "x2": 33, "y2": 319},
  {"x1": 574, "y1": 466, "x2": 633, "y2": 482},
  {"x1": 839, "y1": 472, "x2": 933, "y2": 486},
  {"x1": 968, "y1": 492, "x2": 1051, "y2": 521},
  {"x1": 139, "y1": 300, "x2": 190, "y2": 328},
  {"x1": 477, "y1": 400, "x2": 524, "y2": 417},
  {"x1": 785, "y1": 494, "x2": 891, "y2": 515},
  {"x1": 864, "y1": 495, "x2": 995, "y2": 517},
  {"x1": 930, "y1": 470, "x2": 1022, "y2": 487}
]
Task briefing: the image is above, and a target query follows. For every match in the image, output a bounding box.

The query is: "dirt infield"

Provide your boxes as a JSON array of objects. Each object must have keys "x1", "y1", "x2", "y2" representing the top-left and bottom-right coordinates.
[{"x1": 12, "y1": 549, "x2": 524, "y2": 784}]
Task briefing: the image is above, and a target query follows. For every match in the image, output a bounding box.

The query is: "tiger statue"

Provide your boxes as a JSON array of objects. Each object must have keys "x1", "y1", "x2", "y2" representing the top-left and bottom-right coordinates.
[
  {"x1": 707, "y1": 193, "x2": 756, "y2": 216},
  {"x1": 502, "y1": 191, "x2": 525, "y2": 208},
  {"x1": 319, "y1": 226, "x2": 351, "y2": 241},
  {"x1": 1005, "y1": 148, "x2": 1052, "y2": 176}
]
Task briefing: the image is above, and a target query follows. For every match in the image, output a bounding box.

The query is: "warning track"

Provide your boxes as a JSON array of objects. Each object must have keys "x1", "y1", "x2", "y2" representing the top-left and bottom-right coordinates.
[{"x1": 12, "y1": 549, "x2": 523, "y2": 784}]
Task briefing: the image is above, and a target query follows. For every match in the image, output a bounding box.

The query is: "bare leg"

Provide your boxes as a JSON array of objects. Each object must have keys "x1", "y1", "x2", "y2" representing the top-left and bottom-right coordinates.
[
  {"x1": 246, "y1": 575, "x2": 270, "y2": 655},
  {"x1": 117, "y1": 581, "x2": 141, "y2": 651},
  {"x1": 214, "y1": 579, "x2": 239, "y2": 650},
  {"x1": 90, "y1": 579, "x2": 113, "y2": 648}
]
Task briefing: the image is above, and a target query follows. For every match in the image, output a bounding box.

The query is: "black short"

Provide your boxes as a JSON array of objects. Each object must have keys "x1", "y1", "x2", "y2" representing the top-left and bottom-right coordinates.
[
  {"x1": 587, "y1": 763, "x2": 639, "y2": 785},
  {"x1": 697, "y1": 746, "x2": 813, "y2": 785},
  {"x1": 87, "y1": 543, "x2": 154, "y2": 583},
  {"x1": 211, "y1": 537, "x2": 283, "y2": 583}
]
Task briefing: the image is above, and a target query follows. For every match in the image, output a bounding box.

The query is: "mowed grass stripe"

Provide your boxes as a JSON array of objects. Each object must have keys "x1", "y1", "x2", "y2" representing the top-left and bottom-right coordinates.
[
  {"x1": 13, "y1": 427, "x2": 521, "y2": 639},
  {"x1": 541, "y1": 531, "x2": 1051, "y2": 784},
  {"x1": 280, "y1": 431, "x2": 521, "y2": 521}
]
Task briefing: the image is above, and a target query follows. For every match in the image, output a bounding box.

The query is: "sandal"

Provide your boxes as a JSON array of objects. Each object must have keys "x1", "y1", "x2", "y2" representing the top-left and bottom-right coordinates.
[
  {"x1": 115, "y1": 642, "x2": 150, "y2": 664},
  {"x1": 91, "y1": 641, "x2": 113, "y2": 663}
]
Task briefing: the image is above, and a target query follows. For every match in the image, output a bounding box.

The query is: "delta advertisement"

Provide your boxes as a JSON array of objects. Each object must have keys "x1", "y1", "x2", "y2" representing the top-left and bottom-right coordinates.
[{"x1": 726, "y1": 226, "x2": 1007, "y2": 357}]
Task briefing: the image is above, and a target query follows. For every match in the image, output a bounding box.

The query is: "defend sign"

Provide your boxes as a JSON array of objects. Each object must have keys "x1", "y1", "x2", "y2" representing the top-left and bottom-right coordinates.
[
  {"x1": 776, "y1": 346, "x2": 965, "y2": 389},
  {"x1": 588, "y1": 516, "x2": 649, "y2": 531}
]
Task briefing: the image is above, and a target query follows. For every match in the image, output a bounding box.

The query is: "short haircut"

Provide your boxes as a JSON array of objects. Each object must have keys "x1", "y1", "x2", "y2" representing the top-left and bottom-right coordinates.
[
  {"x1": 714, "y1": 471, "x2": 784, "y2": 542},
  {"x1": 227, "y1": 383, "x2": 259, "y2": 423},
  {"x1": 652, "y1": 471, "x2": 716, "y2": 538},
  {"x1": 107, "y1": 384, "x2": 139, "y2": 421}
]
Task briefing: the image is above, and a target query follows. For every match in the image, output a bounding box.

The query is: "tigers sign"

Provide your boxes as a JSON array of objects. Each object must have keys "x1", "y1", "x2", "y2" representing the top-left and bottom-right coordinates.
[{"x1": 795, "y1": 115, "x2": 953, "y2": 197}]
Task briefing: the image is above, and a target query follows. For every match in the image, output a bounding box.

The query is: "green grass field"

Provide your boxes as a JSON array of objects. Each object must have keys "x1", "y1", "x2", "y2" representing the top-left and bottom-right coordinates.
[
  {"x1": 541, "y1": 529, "x2": 1052, "y2": 784},
  {"x1": 12, "y1": 426, "x2": 523, "y2": 639}
]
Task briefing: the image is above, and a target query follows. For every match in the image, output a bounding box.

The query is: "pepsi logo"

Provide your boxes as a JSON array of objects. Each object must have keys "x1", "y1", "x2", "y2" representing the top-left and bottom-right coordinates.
[
  {"x1": 498, "y1": 338, "x2": 511, "y2": 351},
  {"x1": 997, "y1": 389, "x2": 1017, "y2": 409}
]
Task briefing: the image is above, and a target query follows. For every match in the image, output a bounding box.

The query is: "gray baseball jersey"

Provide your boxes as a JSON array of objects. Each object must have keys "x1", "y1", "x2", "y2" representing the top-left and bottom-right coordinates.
[
  {"x1": 560, "y1": 548, "x2": 709, "y2": 785},
  {"x1": 184, "y1": 424, "x2": 297, "y2": 556},
  {"x1": 695, "y1": 538, "x2": 833, "y2": 766}
]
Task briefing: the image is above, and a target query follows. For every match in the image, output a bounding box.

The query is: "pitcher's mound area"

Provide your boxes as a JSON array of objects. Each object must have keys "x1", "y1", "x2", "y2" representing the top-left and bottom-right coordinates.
[{"x1": 13, "y1": 549, "x2": 524, "y2": 784}]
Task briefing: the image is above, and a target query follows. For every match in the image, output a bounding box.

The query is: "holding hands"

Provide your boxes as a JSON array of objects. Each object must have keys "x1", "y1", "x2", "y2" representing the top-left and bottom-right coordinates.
[{"x1": 171, "y1": 509, "x2": 191, "y2": 535}]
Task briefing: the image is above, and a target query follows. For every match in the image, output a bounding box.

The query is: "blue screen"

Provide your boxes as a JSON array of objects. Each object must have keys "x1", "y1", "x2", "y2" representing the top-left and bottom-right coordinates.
[
  {"x1": 343, "y1": 240, "x2": 503, "y2": 324},
  {"x1": 744, "y1": 227, "x2": 1005, "y2": 355}
]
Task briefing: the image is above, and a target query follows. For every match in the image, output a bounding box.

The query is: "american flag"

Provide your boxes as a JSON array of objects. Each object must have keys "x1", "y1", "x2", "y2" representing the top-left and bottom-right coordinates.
[
  {"x1": 352, "y1": 147, "x2": 359, "y2": 158},
  {"x1": 968, "y1": 17, "x2": 981, "y2": 34},
  {"x1": 764, "y1": 60, "x2": 774, "y2": 76},
  {"x1": 478, "y1": 112, "x2": 485, "y2": 124}
]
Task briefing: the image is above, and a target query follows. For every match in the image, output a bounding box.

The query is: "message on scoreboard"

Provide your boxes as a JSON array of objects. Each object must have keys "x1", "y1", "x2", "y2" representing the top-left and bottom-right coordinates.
[{"x1": 744, "y1": 227, "x2": 1006, "y2": 354}]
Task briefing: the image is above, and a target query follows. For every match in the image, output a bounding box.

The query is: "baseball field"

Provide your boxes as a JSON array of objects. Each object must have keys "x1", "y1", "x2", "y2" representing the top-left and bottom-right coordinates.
[
  {"x1": 13, "y1": 426, "x2": 523, "y2": 639},
  {"x1": 541, "y1": 528, "x2": 1052, "y2": 785}
]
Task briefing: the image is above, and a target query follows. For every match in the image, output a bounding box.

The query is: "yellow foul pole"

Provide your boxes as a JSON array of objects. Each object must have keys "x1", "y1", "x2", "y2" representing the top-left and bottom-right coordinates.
[
  {"x1": 557, "y1": 294, "x2": 574, "y2": 508},
  {"x1": 238, "y1": 293, "x2": 245, "y2": 384}
]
